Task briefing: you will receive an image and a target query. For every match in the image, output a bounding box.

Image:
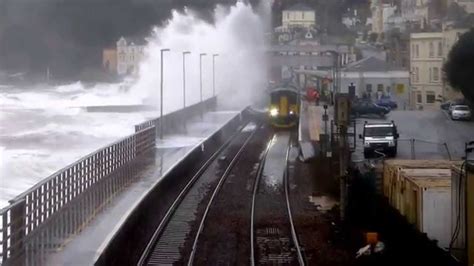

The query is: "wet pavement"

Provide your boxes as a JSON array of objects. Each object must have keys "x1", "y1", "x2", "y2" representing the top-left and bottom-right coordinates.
[
  {"x1": 254, "y1": 131, "x2": 300, "y2": 265},
  {"x1": 261, "y1": 132, "x2": 291, "y2": 190},
  {"x1": 30, "y1": 110, "x2": 242, "y2": 265},
  {"x1": 353, "y1": 110, "x2": 474, "y2": 161}
]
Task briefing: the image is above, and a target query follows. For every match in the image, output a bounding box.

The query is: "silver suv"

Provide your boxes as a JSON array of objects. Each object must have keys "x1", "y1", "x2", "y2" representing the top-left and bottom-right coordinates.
[
  {"x1": 359, "y1": 121, "x2": 399, "y2": 158},
  {"x1": 450, "y1": 105, "x2": 472, "y2": 121}
]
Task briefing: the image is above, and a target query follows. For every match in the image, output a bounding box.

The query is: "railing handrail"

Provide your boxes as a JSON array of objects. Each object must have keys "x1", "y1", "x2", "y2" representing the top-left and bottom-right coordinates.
[
  {"x1": 3, "y1": 126, "x2": 155, "y2": 208},
  {"x1": 134, "y1": 97, "x2": 217, "y2": 132}
]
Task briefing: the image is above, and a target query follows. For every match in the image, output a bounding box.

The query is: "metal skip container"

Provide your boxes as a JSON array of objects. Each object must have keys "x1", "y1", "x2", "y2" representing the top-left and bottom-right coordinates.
[
  {"x1": 450, "y1": 165, "x2": 466, "y2": 263},
  {"x1": 381, "y1": 160, "x2": 463, "y2": 249},
  {"x1": 401, "y1": 172, "x2": 452, "y2": 249},
  {"x1": 383, "y1": 160, "x2": 460, "y2": 209}
]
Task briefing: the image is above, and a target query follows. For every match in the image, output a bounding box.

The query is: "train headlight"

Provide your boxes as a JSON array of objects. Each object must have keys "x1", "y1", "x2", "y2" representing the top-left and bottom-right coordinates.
[
  {"x1": 270, "y1": 108, "x2": 279, "y2": 117},
  {"x1": 289, "y1": 110, "x2": 294, "y2": 115}
]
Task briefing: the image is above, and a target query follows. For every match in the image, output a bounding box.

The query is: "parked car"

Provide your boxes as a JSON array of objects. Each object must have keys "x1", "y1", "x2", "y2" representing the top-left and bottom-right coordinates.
[
  {"x1": 442, "y1": 99, "x2": 468, "y2": 111},
  {"x1": 450, "y1": 105, "x2": 472, "y2": 120},
  {"x1": 376, "y1": 98, "x2": 398, "y2": 109},
  {"x1": 440, "y1": 101, "x2": 452, "y2": 110},
  {"x1": 352, "y1": 101, "x2": 390, "y2": 117}
]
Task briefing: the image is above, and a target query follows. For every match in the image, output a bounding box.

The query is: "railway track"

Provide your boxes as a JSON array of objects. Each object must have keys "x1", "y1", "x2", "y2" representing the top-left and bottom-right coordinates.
[
  {"x1": 251, "y1": 132, "x2": 305, "y2": 265},
  {"x1": 138, "y1": 122, "x2": 258, "y2": 265}
]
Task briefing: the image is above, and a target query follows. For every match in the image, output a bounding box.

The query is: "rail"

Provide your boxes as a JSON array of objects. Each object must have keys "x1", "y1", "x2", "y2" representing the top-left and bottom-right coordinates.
[
  {"x1": 284, "y1": 144, "x2": 305, "y2": 265},
  {"x1": 0, "y1": 126, "x2": 156, "y2": 264},
  {"x1": 250, "y1": 139, "x2": 272, "y2": 266},
  {"x1": 137, "y1": 122, "x2": 248, "y2": 265},
  {"x1": 187, "y1": 126, "x2": 258, "y2": 265}
]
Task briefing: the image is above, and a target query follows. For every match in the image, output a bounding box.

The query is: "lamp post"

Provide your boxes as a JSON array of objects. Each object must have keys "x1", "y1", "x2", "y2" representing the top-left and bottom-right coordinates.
[
  {"x1": 326, "y1": 50, "x2": 340, "y2": 101},
  {"x1": 212, "y1": 54, "x2": 219, "y2": 97},
  {"x1": 199, "y1": 53, "x2": 207, "y2": 103},
  {"x1": 182, "y1": 51, "x2": 190, "y2": 108},
  {"x1": 160, "y1": 48, "x2": 170, "y2": 139}
]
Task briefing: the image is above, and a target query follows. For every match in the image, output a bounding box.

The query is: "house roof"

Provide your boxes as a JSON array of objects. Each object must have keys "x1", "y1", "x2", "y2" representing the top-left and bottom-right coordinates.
[
  {"x1": 285, "y1": 3, "x2": 313, "y2": 11},
  {"x1": 118, "y1": 36, "x2": 147, "y2": 46},
  {"x1": 342, "y1": 56, "x2": 403, "y2": 72}
]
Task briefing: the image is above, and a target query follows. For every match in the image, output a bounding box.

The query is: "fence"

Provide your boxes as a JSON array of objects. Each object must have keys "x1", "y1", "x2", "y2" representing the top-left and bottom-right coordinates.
[
  {"x1": 396, "y1": 138, "x2": 452, "y2": 160},
  {"x1": 0, "y1": 126, "x2": 156, "y2": 265},
  {"x1": 135, "y1": 97, "x2": 217, "y2": 133}
]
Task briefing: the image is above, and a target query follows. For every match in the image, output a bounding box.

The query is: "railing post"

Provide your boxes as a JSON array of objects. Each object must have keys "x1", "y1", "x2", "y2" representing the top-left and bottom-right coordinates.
[
  {"x1": 10, "y1": 199, "x2": 26, "y2": 262},
  {"x1": 2, "y1": 211, "x2": 8, "y2": 263},
  {"x1": 444, "y1": 142, "x2": 452, "y2": 160},
  {"x1": 411, "y1": 138, "x2": 416, "y2": 160}
]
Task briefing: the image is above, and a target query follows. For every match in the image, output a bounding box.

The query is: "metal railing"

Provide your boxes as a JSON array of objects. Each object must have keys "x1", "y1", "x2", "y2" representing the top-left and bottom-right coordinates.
[
  {"x1": 135, "y1": 97, "x2": 217, "y2": 132},
  {"x1": 397, "y1": 138, "x2": 452, "y2": 160},
  {"x1": 0, "y1": 126, "x2": 156, "y2": 264}
]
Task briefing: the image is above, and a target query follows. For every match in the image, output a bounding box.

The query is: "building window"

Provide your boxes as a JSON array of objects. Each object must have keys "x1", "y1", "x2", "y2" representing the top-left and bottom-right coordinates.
[
  {"x1": 433, "y1": 67, "x2": 439, "y2": 81},
  {"x1": 438, "y1": 42, "x2": 442, "y2": 57},
  {"x1": 429, "y1": 68, "x2": 432, "y2": 82},
  {"x1": 426, "y1": 91, "x2": 436, "y2": 103},
  {"x1": 377, "y1": 84, "x2": 384, "y2": 91},
  {"x1": 429, "y1": 42, "x2": 434, "y2": 57},
  {"x1": 417, "y1": 92, "x2": 422, "y2": 103},
  {"x1": 416, "y1": 44, "x2": 419, "y2": 58},
  {"x1": 413, "y1": 67, "x2": 419, "y2": 82}
]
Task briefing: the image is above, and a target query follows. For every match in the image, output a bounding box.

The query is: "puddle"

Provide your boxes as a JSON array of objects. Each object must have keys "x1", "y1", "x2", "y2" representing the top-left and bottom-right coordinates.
[{"x1": 308, "y1": 195, "x2": 338, "y2": 212}]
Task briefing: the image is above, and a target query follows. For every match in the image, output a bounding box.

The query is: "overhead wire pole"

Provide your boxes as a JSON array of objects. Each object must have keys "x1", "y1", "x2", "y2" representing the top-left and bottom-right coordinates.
[
  {"x1": 182, "y1": 51, "x2": 190, "y2": 132},
  {"x1": 326, "y1": 50, "x2": 340, "y2": 104},
  {"x1": 182, "y1": 51, "x2": 191, "y2": 108},
  {"x1": 199, "y1": 53, "x2": 207, "y2": 118},
  {"x1": 212, "y1": 54, "x2": 219, "y2": 97},
  {"x1": 160, "y1": 48, "x2": 170, "y2": 139}
]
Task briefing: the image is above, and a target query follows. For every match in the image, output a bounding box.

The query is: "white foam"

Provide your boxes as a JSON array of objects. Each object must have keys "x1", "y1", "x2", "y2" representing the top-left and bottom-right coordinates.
[{"x1": 0, "y1": 2, "x2": 269, "y2": 208}]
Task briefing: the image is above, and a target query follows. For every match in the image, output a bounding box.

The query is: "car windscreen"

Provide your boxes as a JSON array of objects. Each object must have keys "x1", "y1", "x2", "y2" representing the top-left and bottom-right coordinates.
[
  {"x1": 365, "y1": 126, "x2": 394, "y2": 136},
  {"x1": 454, "y1": 106, "x2": 469, "y2": 111}
]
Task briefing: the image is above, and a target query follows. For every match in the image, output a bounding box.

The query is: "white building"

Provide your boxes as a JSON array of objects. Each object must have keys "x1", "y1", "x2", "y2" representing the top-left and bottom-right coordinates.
[
  {"x1": 282, "y1": 3, "x2": 316, "y2": 29},
  {"x1": 371, "y1": 0, "x2": 398, "y2": 34},
  {"x1": 340, "y1": 57, "x2": 410, "y2": 108},
  {"x1": 116, "y1": 37, "x2": 146, "y2": 76},
  {"x1": 401, "y1": 0, "x2": 419, "y2": 21},
  {"x1": 409, "y1": 27, "x2": 469, "y2": 109},
  {"x1": 342, "y1": 9, "x2": 361, "y2": 29},
  {"x1": 410, "y1": 32, "x2": 444, "y2": 109}
]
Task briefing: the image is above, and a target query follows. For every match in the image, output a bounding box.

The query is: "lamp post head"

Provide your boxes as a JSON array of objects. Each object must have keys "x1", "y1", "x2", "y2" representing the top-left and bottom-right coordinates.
[
  {"x1": 161, "y1": 48, "x2": 170, "y2": 52},
  {"x1": 200, "y1": 53, "x2": 207, "y2": 57},
  {"x1": 183, "y1": 51, "x2": 190, "y2": 55},
  {"x1": 213, "y1": 53, "x2": 219, "y2": 57}
]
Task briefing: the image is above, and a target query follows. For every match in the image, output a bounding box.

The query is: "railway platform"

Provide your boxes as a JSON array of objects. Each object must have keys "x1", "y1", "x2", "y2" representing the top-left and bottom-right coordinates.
[{"x1": 298, "y1": 100, "x2": 329, "y2": 160}]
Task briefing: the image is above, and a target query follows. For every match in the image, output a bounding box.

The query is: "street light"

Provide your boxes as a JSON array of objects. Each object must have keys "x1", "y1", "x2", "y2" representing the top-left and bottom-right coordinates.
[
  {"x1": 160, "y1": 48, "x2": 170, "y2": 139},
  {"x1": 326, "y1": 50, "x2": 340, "y2": 99},
  {"x1": 182, "y1": 51, "x2": 191, "y2": 109},
  {"x1": 212, "y1": 54, "x2": 219, "y2": 97},
  {"x1": 199, "y1": 53, "x2": 207, "y2": 103}
]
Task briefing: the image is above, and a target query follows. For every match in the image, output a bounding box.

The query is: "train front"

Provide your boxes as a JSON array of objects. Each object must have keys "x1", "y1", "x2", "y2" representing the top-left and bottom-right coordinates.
[{"x1": 268, "y1": 86, "x2": 300, "y2": 128}]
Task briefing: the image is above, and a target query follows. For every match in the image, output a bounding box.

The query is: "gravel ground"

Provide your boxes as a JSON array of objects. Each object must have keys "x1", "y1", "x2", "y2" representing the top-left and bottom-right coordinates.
[
  {"x1": 290, "y1": 148, "x2": 356, "y2": 265},
  {"x1": 142, "y1": 127, "x2": 253, "y2": 265}
]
